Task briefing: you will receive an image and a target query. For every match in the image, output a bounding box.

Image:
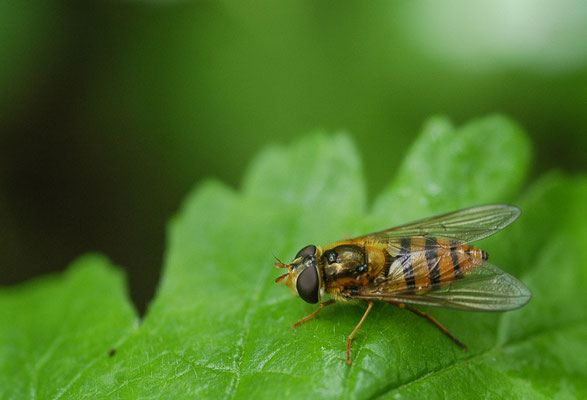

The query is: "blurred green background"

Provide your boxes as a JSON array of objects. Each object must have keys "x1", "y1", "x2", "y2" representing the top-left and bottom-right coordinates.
[{"x1": 1, "y1": 0, "x2": 585, "y2": 313}]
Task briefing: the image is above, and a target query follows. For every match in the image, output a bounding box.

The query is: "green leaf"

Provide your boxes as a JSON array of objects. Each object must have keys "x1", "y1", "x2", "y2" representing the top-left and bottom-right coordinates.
[
  {"x1": 372, "y1": 115, "x2": 531, "y2": 223},
  {"x1": 2, "y1": 115, "x2": 586, "y2": 399},
  {"x1": 0, "y1": 255, "x2": 138, "y2": 399}
]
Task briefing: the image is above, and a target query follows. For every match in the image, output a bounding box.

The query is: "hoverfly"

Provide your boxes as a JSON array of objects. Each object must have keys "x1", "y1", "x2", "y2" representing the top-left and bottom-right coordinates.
[{"x1": 275, "y1": 204, "x2": 531, "y2": 364}]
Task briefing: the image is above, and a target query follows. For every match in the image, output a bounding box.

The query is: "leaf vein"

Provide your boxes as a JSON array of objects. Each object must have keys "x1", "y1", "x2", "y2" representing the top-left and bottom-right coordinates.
[
  {"x1": 369, "y1": 319, "x2": 586, "y2": 399},
  {"x1": 228, "y1": 257, "x2": 277, "y2": 399},
  {"x1": 52, "y1": 332, "x2": 134, "y2": 400}
]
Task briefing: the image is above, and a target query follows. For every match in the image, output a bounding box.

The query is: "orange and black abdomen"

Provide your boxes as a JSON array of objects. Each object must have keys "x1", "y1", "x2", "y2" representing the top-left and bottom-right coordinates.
[{"x1": 382, "y1": 237, "x2": 489, "y2": 292}]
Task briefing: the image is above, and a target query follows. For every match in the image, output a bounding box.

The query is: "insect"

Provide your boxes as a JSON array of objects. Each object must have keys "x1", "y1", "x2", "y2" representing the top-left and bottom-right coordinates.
[{"x1": 275, "y1": 204, "x2": 531, "y2": 365}]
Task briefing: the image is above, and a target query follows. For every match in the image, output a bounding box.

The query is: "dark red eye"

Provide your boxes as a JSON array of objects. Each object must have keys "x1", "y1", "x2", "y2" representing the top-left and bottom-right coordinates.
[
  {"x1": 296, "y1": 266, "x2": 319, "y2": 304},
  {"x1": 296, "y1": 245, "x2": 316, "y2": 259}
]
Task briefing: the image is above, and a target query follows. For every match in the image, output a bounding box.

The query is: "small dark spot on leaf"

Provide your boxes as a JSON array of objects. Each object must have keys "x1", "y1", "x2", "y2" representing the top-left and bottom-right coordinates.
[{"x1": 108, "y1": 348, "x2": 116, "y2": 357}]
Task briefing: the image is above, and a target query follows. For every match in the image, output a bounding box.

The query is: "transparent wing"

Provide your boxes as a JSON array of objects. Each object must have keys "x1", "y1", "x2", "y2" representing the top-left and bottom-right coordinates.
[
  {"x1": 357, "y1": 262, "x2": 531, "y2": 311},
  {"x1": 358, "y1": 204, "x2": 520, "y2": 245}
]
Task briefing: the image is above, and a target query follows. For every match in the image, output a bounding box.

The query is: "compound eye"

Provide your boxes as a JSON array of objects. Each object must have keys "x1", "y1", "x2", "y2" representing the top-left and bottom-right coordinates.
[
  {"x1": 296, "y1": 266, "x2": 319, "y2": 304},
  {"x1": 295, "y1": 245, "x2": 317, "y2": 259}
]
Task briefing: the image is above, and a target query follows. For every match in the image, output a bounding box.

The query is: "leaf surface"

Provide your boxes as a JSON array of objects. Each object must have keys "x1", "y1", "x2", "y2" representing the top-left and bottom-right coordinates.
[{"x1": 2, "y1": 116, "x2": 586, "y2": 399}]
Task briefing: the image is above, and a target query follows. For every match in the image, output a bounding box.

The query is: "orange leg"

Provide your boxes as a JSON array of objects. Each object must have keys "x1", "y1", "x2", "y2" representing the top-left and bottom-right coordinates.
[
  {"x1": 391, "y1": 302, "x2": 467, "y2": 351},
  {"x1": 346, "y1": 300, "x2": 374, "y2": 365},
  {"x1": 292, "y1": 299, "x2": 335, "y2": 330}
]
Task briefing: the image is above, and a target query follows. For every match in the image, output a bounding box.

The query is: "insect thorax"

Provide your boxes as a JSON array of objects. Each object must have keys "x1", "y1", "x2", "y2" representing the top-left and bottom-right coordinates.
[{"x1": 321, "y1": 244, "x2": 372, "y2": 292}]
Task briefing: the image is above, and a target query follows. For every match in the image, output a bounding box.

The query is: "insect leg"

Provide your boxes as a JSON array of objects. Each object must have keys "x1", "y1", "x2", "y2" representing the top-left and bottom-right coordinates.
[
  {"x1": 346, "y1": 300, "x2": 374, "y2": 365},
  {"x1": 392, "y1": 302, "x2": 467, "y2": 351},
  {"x1": 291, "y1": 299, "x2": 335, "y2": 330}
]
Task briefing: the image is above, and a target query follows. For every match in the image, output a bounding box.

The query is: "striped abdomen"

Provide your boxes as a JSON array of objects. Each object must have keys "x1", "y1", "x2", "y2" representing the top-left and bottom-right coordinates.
[{"x1": 383, "y1": 237, "x2": 488, "y2": 292}]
